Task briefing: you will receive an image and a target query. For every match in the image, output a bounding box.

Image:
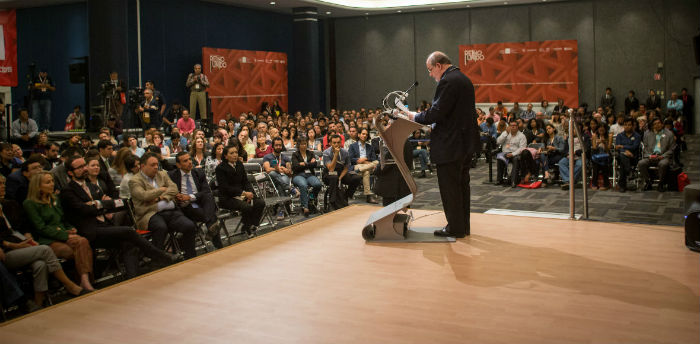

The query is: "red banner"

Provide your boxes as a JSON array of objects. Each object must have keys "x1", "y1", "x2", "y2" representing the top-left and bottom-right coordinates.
[
  {"x1": 202, "y1": 47, "x2": 287, "y2": 123},
  {"x1": 459, "y1": 40, "x2": 578, "y2": 107},
  {"x1": 0, "y1": 10, "x2": 17, "y2": 87}
]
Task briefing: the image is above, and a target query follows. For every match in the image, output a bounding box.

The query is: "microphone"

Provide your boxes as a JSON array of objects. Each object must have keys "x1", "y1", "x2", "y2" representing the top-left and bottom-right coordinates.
[
  {"x1": 400, "y1": 81, "x2": 419, "y2": 101},
  {"x1": 405, "y1": 81, "x2": 418, "y2": 94}
]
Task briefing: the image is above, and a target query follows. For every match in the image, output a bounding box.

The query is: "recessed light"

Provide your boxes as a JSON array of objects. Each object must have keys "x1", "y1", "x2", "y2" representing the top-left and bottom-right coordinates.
[
  {"x1": 397, "y1": 10, "x2": 401, "y2": 13},
  {"x1": 431, "y1": 7, "x2": 435, "y2": 10},
  {"x1": 466, "y1": 4, "x2": 470, "y2": 7},
  {"x1": 365, "y1": 12, "x2": 369, "y2": 15},
  {"x1": 326, "y1": 11, "x2": 331, "y2": 14},
  {"x1": 269, "y1": 1, "x2": 275, "y2": 5},
  {"x1": 504, "y1": 1, "x2": 508, "y2": 4}
]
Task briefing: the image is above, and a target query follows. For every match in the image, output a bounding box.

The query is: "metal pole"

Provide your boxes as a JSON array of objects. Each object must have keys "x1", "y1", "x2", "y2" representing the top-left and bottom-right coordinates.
[
  {"x1": 573, "y1": 122, "x2": 589, "y2": 219},
  {"x1": 568, "y1": 114, "x2": 575, "y2": 220},
  {"x1": 136, "y1": 0, "x2": 142, "y2": 87}
]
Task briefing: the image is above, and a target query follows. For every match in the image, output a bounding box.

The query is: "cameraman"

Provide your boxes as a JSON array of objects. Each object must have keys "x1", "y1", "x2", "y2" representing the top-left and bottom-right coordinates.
[
  {"x1": 106, "y1": 71, "x2": 125, "y2": 118},
  {"x1": 163, "y1": 101, "x2": 184, "y2": 136}
]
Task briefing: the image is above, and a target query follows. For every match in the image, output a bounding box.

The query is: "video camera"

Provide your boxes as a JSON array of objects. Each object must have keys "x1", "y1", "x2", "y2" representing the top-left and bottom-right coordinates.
[{"x1": 127, "y1": 87, "x2": 145, "y2": 107}]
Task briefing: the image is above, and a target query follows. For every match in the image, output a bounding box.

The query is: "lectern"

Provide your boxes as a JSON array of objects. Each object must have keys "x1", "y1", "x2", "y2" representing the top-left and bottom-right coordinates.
[{"x1": 362, "y1": 116, "x2": 453, "y2": 242}]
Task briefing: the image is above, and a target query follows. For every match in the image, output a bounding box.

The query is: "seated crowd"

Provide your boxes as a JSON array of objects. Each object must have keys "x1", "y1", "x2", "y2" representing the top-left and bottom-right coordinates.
[
  {"x1": 0, "y1": 85, "x2": 692, "y2": 316},
  {"x1": 0, "y1": 106, "x2": 406, "y2": 316},
  {"x1": 482, "y1": 88, "x2": 690, "y2": 192}
]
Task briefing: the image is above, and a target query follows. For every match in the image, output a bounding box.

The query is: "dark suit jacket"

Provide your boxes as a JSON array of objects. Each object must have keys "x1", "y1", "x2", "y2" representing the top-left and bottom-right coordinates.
[
  {"x1": 414, "y1": 66, "x2": 480, "y2": 164},
  {"x1": 0, "y1": 199, "x2": 32, "y2": 247},
  {"x1": 348, "y1": 141, "x2": 378, "y2": 169},
  {"x1": 646, "y1": 96, "x2": 662, "y2": 110},
  {"x1": 215, "y1": 160, "x2": 252, "y2": 199},
  {"x1": 6, "y1": 170, "x2": 28, "y2": 204},
  {"x1": 167, "y1": 168, "x2": 212, "y2": 202},
  {"x1": 291, "y1": 150, "x2": 319, "y2": 176},
  {"x1": 98, "y1": 157, "x2": 118, "y2": 198},
  {"x1": 59, "y1": 180, "x2": 122, "y2": 242}
]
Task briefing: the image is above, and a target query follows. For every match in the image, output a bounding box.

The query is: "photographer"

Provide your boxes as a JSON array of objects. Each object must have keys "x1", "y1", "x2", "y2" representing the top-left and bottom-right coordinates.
[
  {"x1": 186, "y1": 64, "x2": 209, "y2": 122},
  {"x1": 135, "y1": 88, "x2": 162, "y2": 131}
]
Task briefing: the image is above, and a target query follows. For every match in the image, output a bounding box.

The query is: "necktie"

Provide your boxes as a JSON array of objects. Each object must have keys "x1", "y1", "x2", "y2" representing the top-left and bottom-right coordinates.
[
  {"x1": 185, "y1": 174, "x2": 198, "y2": 208},
  {"x1": 83, "y1": 183, "x2": 105, "y2": 222}
]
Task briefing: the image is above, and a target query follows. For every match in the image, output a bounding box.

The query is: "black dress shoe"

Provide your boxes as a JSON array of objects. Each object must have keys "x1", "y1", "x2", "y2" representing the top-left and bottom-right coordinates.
[
  {"x1": 434, "y1": 228, "x2": 454, "y2": 237},
  {"x1": 418, "y1": 171, "x2": 427, "y2": 178},
  {"x1": 643, "y1": 182, "x2": 653, "y2": 191},
  {"x1": 366, "y1": 195, "x2": 379, "y2": 204}
]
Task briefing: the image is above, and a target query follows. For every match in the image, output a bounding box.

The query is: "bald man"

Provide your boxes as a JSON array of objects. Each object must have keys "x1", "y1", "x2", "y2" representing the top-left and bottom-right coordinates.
[{"x1": 403, "y1": 51, "x2": 479, "y2": 238}]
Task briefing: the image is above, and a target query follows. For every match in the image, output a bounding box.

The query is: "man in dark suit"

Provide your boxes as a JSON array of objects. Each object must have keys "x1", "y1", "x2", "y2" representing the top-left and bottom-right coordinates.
[
  {"x1": 403, "y1": 51, "x2": 479, "y2": 238},
  {"x1": 96, "y1": 139, "x2": 118, "y2": 198},
  {"x1": 60, "y1": 156, "x2": 179, "y2": 277},
  {"x1": 6, "y1": 155, "x2": 44, "y2": 204},
  {"x1": 168, "y1": 151, "x2": 221, "y2": 249}
]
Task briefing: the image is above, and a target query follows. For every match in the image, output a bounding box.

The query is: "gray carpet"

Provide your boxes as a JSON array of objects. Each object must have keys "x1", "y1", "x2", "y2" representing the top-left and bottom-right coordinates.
[{"x1": 409, "y1": 134, "x2": 699, "y2": 227}]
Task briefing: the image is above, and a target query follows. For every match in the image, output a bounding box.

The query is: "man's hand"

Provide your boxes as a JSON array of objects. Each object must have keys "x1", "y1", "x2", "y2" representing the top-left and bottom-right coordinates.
[
  {"x1": 0, "y1": 247, "x2": 5, "y2": 262},
  {"x1": 615, "y1": 144, "x2": 623, "y2": 150},
  {"x1": 159, "y1": 186, "x2": 168, "y2": 193},
  {"x1": 357, "y1": 157, "x2": 367, "y2": 164},
  {"x1": 102, "y1": 195, "x2": 112, "y2": 201},
  {"x1": 333, "y1": 147, "x2": 340, "y2": 156},
  {"x1": 21, "y1": 134, "x2": 29, "y2": 141},
  {"x1": 244, "y1": 191, "x2": 254, "y2": 200},
  {"x1": 67, "y1": 228, "x2": 78, "y2": 235},
  {"x1": 506, "y1": 153, "x2": 513, "y2": 158},
  {"x1": 624, "y1": 150, "x2": 633, "y2": 158}
]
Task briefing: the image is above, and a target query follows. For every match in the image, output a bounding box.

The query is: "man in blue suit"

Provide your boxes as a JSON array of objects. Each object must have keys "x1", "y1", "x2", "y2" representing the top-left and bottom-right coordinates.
[
  {"x1": 403, "y1": 51, "x2": 479, "y2": 238},
  {"x1": 348, "y1": 128, "x2": 379, "y2": 204}
]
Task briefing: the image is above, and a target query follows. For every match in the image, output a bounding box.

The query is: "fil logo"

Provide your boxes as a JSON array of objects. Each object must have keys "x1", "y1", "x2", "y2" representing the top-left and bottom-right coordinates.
[
  {"x1": 209, "y1": 54, "x2": 227, "y2": 72},
  {"x1": 464, "y1": 49, "x2": 485, "y2": 63}
]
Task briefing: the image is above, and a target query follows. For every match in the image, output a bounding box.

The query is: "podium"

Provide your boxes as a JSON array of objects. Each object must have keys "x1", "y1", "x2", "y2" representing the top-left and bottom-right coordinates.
[{"x1": 362, "y1": 117, "x2": 454, "y2": 242}]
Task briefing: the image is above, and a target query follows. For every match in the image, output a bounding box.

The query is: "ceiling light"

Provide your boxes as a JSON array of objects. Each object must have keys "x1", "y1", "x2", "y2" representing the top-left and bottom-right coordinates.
[
  {"x1": 397, "y1": 10, "x2": 401, "y2": 12},
  {"x1": 466, "y1": 4, "x2": 470, "y2": 7},
  {"x1": 326, "y1": 11, "x2": 331, "y2": 14},
  {"x1": 270, "y1": 1, "x2": 275, "y2": 5}
]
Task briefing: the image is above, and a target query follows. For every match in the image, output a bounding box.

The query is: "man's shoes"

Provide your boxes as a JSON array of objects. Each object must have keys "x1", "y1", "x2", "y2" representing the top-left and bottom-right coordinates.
[
  {"x1": 290, "y1": 188, "x2": 300, "y2": 198},
  {"x1": 618, "y1": 184, "x2": 627, "y2": 193},
  {"x1": 494, "y1": 179, "x2": 504, "y2": 186},
  {"x1": 418, "y1": 171, "x2": 427, "y2": 178},
  {"x1": 434, "y1": 227, "x2": 467, "y2": 238},
  {"x1": 366, "y1": 194, "x2": 379, "y2": 204},
  {"x1": 205, "y1": 222, "x2": 220, "y2": 241},
  {"x1": 303, "y1": 208, "x2": 310, "y2": 217},
  {"x1": 276, "y1": 210, "x2": 285, "y2": 221},
  {"x1": 643, "y1": 182, "x2": 653, "y2": 191},
  {"x1": 561, "y1": 183, "x2": 569, "y2": 190},
  {"x1": 657, "y1": 184, "x2": 666, "y2": 192}
]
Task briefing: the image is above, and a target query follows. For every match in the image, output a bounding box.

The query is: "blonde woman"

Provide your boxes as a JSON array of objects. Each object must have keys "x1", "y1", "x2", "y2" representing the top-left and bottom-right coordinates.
[{"x1": 23, "y1": 171, "x2": 94, "y2": 292}]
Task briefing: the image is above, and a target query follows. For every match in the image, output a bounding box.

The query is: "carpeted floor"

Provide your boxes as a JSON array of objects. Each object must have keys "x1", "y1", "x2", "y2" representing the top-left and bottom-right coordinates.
[{"x1": 409, "y1": 134, "x2": 699, "y2": 226}]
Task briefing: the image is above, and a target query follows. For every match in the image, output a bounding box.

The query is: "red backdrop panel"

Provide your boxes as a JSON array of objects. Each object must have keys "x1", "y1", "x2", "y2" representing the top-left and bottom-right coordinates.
[
  {"x1": 0, "y1": 10, "x2": 17, "y2": 87},
  {"x1": 202, "y1": 47, "x2": 287, "y2": 123},
  {"x1": 459, "y1": 40, "x2": 578, "y2": 106}
]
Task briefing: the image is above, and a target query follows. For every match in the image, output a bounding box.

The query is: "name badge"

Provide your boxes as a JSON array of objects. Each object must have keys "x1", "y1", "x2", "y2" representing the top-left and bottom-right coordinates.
[
  {"x1": 328, "y1": 171, "x2": 337, "y2": 176},
  {"x1": 195, "y1": 84, "x2": 201, "y2": 90},
  {"x1": 304, "y1": 169, "x2": 311, "y2": 174}
]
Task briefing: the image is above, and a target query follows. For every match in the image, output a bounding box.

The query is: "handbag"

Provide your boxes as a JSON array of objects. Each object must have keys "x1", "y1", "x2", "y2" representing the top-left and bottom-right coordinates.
[{"x1": 591, "y1": 151, "x2": 610, "y2": 165}]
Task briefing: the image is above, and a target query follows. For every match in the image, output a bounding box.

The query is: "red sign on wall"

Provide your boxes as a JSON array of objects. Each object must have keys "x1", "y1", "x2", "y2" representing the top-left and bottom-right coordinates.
[
  {"x1": 202, "y1": 47, "x2": 288, "y2": 123},
  {"x1": 459, "y1": 40, "x2": 578, "y2": 107},
  {"x1": 0, "y1": 10, "x2": 17, "y2": 87}
]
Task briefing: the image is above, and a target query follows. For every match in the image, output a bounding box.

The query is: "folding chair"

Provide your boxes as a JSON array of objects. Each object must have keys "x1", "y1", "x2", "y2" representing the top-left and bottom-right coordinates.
[
  {"x1": 244, "y1": 162, "x2": 293, "y2": 228},
  {"x1": 125, "y1": 198, "x2": 184, "y2": 259}
]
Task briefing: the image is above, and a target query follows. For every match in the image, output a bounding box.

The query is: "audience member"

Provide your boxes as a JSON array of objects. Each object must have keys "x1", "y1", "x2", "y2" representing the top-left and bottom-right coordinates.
[
  {"x1": 637, "y1": 118, "x2": 674, "y2": 192},
  {"x1": 539, "y1": 124, "x2": 566, "y2": 184},
  {"x1": 169, "y1": 151, "x2": 222, "y2": 248},
  {"x1": 23, "y1": 171, "x2": 94, "y2": 291},
  {"x1": 129, "y1": 152, "x2": 197, "y2": 259},
  {"x1": 615, "y1": 117, "x2": 641, "y2": 192},
  {"x1": 409, "y1": 129, "x2": 432, "y2": 178},
  {"x1": 216, "y1": 145, "x2": 264, "y2": 237},
  {"x1": 323, "y1": 134, "x2": 361, "y2": 209},
  {"x1": 7, "y1": 155, "x2": 44, "y2": 204},
  {"x1": 119, "y1": 155, "x2": 139, "y2": 199},
  {"x1": 348, "y1": 128, "x2": 379, "y2": 203},
  {"x1": 291, "y1": 138, "x2": 322, "y2": 217},
  {"x1": 0, "y1": 142, "x2": 17, "y2": 177},
  {"x1": 186, "y1": 64, "x2": 210, "y2": 122},
  {"x1": 590, "y1": 124, "x2": 612, "y2": 190},
  {"x1": 559, "y1": 127, "x2": 590, "y2": 190},
  {"x1": 495, "y1": 121, "x2": 527, "y2": 187},
  {"x1": 11, "y1": 108, "x2": 39, "y2": 150}
]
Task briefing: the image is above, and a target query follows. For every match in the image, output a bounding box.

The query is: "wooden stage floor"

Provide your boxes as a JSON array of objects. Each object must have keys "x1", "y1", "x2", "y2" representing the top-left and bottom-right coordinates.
[{"x1": 2, "y1": 205, "x2": 698, "y2": 343}]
